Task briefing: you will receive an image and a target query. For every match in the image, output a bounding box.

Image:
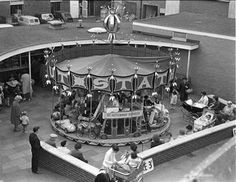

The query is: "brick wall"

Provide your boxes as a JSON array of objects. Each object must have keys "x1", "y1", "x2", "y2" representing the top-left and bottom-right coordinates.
[
  {"x1": 23, "y1": 0, "x2": 51, "y2": 16},
  {"x1": 61, "y1": 0, "x2": 70, "y2": 13},
  {"x1": 180, "y1": 0, "x2": 229, "y2": 18},
  {"x1": 187, "y1": 35, "x2": 235, "y2": 103},
  {"x1": 38, "y1": 144, "x2": 97, "y2": 182},
  {"x1": 139, "y1": 122, "x2": 235, "y2": 167},
  {"x1": 0, "y1": 2, "x2": 10, "y2": 18}
]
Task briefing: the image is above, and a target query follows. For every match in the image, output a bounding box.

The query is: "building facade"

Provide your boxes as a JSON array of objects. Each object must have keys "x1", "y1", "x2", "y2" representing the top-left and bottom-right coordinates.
[
  {"x1": 122, "y1": 0, "x2": 234, "y2": 19},
  {"x1": 0, "y1": 0, "x2": 235, "y2": 21},
  {"x1": 0, "y1": 0, "x2": 112, "y2": 20}
]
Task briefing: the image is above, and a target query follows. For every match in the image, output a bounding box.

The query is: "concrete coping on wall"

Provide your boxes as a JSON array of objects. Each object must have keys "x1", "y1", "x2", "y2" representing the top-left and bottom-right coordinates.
[
  {"x1": 138, "y1": 120, "x2": 236, "y2": 159},
  {"x1": 40, "y1": 141, "x2": 100, "y2": 176},
  {"x1": 208, "y1": 94, "x2": 236, "y2": 108}
]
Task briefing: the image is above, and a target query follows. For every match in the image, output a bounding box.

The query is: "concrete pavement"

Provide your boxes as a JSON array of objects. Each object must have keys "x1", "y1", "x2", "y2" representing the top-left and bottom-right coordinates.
[{"x1": 0, "y1": 86, "x2": 230, "y2": 182}]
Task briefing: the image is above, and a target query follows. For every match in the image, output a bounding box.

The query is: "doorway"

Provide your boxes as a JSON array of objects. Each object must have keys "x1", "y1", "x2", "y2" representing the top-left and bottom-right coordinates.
[
  {"x1": 51, "y1": 2, "x2": 60, "y2": 14},
  {"x1": 88, "y1": 0, "x2": 95, "y2": 16},
  {"x1": 143, "y1": 5, "x2": 158, "y2": 19}
]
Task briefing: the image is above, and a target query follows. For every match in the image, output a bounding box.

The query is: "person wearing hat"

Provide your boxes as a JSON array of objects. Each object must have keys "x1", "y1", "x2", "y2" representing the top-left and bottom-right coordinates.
[
  {"x1": 216, "y1": 101, "x2": 234, "y2": 125},
  {"x1": 70, "y1": 142, "x2": 88, "y2": 163},
  {"x1": 45, "y1": 134, "x2": 58, "y2": 147},
  {"x1": 10, "y1": 95, "x2": 22, "y2": 132},
  {"x1": 29, "y1": 126, "x2": 41, "y2": 174}
]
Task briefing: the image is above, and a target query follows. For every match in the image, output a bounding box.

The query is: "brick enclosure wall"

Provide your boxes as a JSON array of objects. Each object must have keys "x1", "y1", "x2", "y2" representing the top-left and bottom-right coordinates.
[
  {"x1": 38, "y1": 149, "x2": 96, "y2": 182},
  {"x1": 141, "y1": 124, "x2": 235, "y2": 167}
]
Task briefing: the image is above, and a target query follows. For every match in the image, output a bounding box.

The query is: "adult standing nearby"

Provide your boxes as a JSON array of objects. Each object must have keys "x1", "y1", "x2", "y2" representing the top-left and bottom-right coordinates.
[
  {"x1": 178, "y1": 78, "x2": 189, "y2": 102},
  {"x1": 10, "y1": 95, "x2": 22, "y2": 132},
  {"x1": 29, "y1": 126, "x2": 41, "y2": 174},
  {"x1": 21, "y1": 72, "x2": 33, "y2": 101}
]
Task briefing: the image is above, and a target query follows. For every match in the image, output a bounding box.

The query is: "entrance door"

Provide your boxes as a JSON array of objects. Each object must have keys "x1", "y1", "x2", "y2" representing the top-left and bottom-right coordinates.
[
  {"x1": 111, "y1": 119, "x2": 117, "y2": 137},
  {"x1": 117, "y1": 118, "x2": 124, "y2": 136},
  {"x1": 51, "y1": 2, "x2": 60, "y2": 14},
  {"x1": 70, "y1": 1, "x2": 79, "y2": 18},
  {"x1": 10, "y1": 5, "x2": 23, "y2": 15},
  {"x1": 143, "y1": 5, "x2": 158, "y2": 19}
]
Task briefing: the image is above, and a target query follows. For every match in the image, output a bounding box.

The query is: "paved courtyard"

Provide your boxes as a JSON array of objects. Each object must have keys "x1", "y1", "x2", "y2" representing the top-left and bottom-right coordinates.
[{"x1": 0, "y1": 86, "x2": 230, "y2": 182}]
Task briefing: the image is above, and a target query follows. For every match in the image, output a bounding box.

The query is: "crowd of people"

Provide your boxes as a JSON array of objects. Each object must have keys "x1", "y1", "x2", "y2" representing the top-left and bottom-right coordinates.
[
  {"x1": 169, "y1": 77, "x2": 236, "y2": 129},
  {"x1": 0, "y1": 72, "x2": 33, "y2": 111}
]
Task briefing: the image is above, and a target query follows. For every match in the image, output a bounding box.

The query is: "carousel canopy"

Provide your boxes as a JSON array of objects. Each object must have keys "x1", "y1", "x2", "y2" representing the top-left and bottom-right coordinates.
[{"x1": 56, "y1": 54, "x2": 170, "y2": 76}]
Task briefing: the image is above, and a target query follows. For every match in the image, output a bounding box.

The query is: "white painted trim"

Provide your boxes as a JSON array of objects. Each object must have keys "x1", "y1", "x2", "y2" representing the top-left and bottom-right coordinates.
[
  {"x1": 133, "y1": 22, "x2": 236, "y2": 41},
  {"x1": 0, "y1": 39, "x2": 199, "y2": 62},
  {"x1": 139, "y1": 120, "x2": 236, "y2": 159},
  {"x1": 208, "y1": 94, "x2": 236, "y2": 108},
  {"x1": 40, "y1": 141, "x2": 100, "y2": 176},
  {"x1": 186, "y1": 50, "x2": 191, "y2": 79}
]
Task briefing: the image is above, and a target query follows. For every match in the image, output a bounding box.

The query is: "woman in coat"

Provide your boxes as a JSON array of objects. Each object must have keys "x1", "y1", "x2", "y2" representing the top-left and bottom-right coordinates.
[{"x1": 10, "y1": 95, "x2": 22, "y2": 131}]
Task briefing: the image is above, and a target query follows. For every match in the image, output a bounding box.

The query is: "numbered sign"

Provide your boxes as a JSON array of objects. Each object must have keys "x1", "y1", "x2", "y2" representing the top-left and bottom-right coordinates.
[
  {"x1": 143, "y1": 158, "x2": 154, "y2": 174},
  {"x1": 233, "y1": 128, "x2": 236, "y2": 136}
]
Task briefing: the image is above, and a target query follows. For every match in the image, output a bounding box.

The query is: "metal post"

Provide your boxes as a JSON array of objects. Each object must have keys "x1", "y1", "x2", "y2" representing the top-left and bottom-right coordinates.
[
  {"x1": 28, "y1": 51, "x2": 32, "y2": 99},
  {"x1": 186, "y1": 50, "x2": 191, "y2": 79}
]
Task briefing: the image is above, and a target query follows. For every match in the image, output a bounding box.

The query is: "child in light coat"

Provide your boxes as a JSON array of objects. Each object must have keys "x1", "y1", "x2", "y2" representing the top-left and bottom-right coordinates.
[
  {"x1": 170, "y1": 89, "x2": 178, "y2": 107},
  {"x1": 20, "y1": 111, "x2": 29, "y2": 133}
]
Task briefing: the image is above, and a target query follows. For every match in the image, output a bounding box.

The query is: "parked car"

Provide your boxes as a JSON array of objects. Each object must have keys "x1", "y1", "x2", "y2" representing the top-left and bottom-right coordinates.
[
  {"x1": 18, "y1": 15, "x2": 40, "y2": 26},
  {"x1": 53, "y1": 11, "x2": 73, "y2": 22},
  {"x1": 0, "y1": 24, "x2": 13, "y2": 29},
  {"x1": 34, "y1": 13, "x2": 54, "y2": 24}
]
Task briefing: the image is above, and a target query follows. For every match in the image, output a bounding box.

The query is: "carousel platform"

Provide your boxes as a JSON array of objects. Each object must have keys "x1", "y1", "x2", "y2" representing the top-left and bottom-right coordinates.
[{"x1": 50, "y1": 119, "x2": 171, "y2": 147}]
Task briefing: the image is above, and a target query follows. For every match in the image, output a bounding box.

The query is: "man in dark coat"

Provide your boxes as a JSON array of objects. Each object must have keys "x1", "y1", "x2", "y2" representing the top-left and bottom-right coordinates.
[
  {"x1": 178, "y1": 78, "x2": 189, "y2": 102},
  {"x1": 29, "y1": 126, "x2": 41, "y2": 174},
  {"x1": 70, "y1": 142, "x2": 88, "y2": 163},
  {"x1": 10, "y1": 95, "x2": 22, "y2": 131}
]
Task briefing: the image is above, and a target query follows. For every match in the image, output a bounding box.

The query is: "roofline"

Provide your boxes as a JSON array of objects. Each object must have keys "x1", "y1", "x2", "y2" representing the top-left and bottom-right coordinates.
[
  {"x1": 0, "y1": 39, "x2": 199, "y2": 62},
  {"x1": 133, "y1": 22, "x2": 236, "y2": 41}
]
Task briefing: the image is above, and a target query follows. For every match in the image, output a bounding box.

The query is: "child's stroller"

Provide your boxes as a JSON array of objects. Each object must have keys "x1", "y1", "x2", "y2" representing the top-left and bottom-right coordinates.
[
  {"x1": 193, "y1": 109, "x2": 216, "y2": 132},
  {"x1": 181, "y1": 99, "x2": 205, "y2": 123},
  {"x1": 110, "y1": 158, "x2": 144, "y2": 182}
]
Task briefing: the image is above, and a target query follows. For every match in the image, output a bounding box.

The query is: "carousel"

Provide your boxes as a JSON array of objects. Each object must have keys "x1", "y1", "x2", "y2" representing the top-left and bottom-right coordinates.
[{"x1": 44, "y1": 7, "x2": 180, "y2": 146}]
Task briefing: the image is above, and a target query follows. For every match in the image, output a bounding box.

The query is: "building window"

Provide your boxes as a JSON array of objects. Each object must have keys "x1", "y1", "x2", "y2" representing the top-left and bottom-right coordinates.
[
  {"x1": 51, "y1": 2, "x2": 60, "y2": 14},
  {"x1": 143, "y1": 5, "x2": 158, "y2": 19},
  {"x1": 10, "y1": 5, "x2": 23, "y2": 15}
]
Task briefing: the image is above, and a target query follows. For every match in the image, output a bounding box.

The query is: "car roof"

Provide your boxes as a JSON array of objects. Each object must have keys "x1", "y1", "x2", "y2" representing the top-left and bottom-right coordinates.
[{"x1": 20, "y1": 15, "x2": 39, "y2": 19}]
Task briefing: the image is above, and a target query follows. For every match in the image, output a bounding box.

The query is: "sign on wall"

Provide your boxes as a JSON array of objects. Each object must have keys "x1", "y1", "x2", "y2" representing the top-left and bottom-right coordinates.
[{"x1": 143, "y1": 158, "x2": 154, "y2": 174}]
